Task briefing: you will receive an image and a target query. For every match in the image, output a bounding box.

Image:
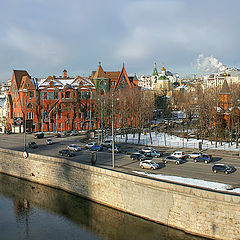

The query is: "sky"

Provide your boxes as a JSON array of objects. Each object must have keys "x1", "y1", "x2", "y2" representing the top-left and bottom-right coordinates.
[{"x1": 1, "y1": 0, "x2": 240, "y2": 81}]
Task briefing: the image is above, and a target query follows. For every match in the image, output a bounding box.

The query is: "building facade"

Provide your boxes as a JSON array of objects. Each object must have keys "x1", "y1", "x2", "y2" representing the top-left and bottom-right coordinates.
[{"x1": 7, "y1": 70, "x2": 96, "y2": 133}]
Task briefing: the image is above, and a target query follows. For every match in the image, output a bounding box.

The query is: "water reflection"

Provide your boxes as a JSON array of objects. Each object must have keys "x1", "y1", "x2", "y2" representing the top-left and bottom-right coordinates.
[{"x1": 0, "y1": 173, "x2": 208, "y2": 240}]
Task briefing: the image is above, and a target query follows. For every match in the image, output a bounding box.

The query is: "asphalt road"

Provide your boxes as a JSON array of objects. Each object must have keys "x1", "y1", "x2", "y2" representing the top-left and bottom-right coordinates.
[{"x1": 1, "y1": 133, "x2": 240, "y2": 187}]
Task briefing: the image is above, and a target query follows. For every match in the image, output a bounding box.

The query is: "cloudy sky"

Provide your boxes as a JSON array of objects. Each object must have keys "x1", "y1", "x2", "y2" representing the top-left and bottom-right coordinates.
[{"x1": 0, "y1": 0, "x2": 239, "y2": 81}]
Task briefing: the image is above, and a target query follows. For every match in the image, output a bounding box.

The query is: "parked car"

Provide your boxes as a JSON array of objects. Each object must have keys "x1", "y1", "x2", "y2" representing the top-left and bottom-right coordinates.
[
  {"x1": 102, "y1": 140, "x2": 112, "y2": 147},
  {"x1": 144, "y1": 150, "x2": 163, "y2": 158},
  {"x1": 86, "y1": 142, "x2": 97, "y2": 149},
  {"x1": 70, "y1": 130, "x2": 79, "y2": 136},
  {"x1": 194, "y1": 155, "x2": 213, "y2": 164},
  {"x1": 90, "y1": 144, "x2": 103, "y2": 151},
  {"x1": 6, "y1": 130, "x2": 12, "y2": 134},
  {"x1": 28, "y1": 142, "x2": 38, "y2": 149},
  {"x1": 130, "y1": 153, "x2": 145, "y2": 161},
  {"x1": 171, "y1": 151, "x2": 186, "y2": 159},
  {"x1": 139, "y1": 147, "x2": 156, "y2": 154},
  {"x1": 212, "y1": 164, "x2": 235, "y2": 174},
  {"x1": 130, "y1": 153, "x2": 152, "y2": 161},
  {"x1": 188, "y1": 152, "x2": 202, "y2": 159},
  {"x1": 46, "y1": 138, "x2": 53, "y2": 145},
  {"x1": 163, "y1": 156, "x2": 183, "y2": 165},
  {"x1": 34, "y1": 132, "x2": 44, "y2": 139},
  {"x1": 67, "y1": 144, "x2": 81, "y2": 151},
  {"x1": 59, "y1": 149, "x2": 75, "y2": 157},
  {"x1": 140, "y1": 160, "x2": 159, "y2": 170},
  {"x1": 108, "y1": 146, "x2": 121, "y2": 153}
]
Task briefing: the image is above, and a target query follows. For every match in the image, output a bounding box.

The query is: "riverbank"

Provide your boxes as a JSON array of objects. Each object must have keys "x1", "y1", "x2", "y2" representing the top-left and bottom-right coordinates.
[{"x1": 0, "y1": 147, "x2": 239, "y2": 240}]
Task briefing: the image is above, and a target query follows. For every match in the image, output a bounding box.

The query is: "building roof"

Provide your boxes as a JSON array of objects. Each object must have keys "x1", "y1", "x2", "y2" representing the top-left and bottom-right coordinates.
[
  {"x1": 92, "y1": 65, "x2": 120, "y2": 82},
  {"x1": 13, "y1": 70, "x2": 30, "y2": 89}
]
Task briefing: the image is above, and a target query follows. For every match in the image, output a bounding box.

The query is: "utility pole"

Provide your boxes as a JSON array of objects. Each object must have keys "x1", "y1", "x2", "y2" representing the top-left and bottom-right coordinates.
[
  {"x1": 89, "y1": 89, "x2": 92, "y2": 131},
  {"x1": 41, "y1": 90, "x2": 45, "y2": 133},
  {"x1": 112, "y1": 92, "x2": 115, "y2": 168}
]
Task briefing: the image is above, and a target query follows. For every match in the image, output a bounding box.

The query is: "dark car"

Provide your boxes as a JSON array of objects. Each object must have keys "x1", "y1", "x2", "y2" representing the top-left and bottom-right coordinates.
[
  {"x1": 90, "y1": 145, "x2": 103, "y2": 151},
  {"x1": 212, "y1": 164, "x2": 235, "y2": 174},
  {"x1": 162, "y1": 156, "x2": 183, "y2": 165},
  {"x1": 130, "y1": 153, "x2": 152, "y2": 161},
  {"x1": 34, "y1": 132, "x2": 44, "y2": 139},
  {"x1": 144, "y1": 150, "x2": 163, "y2": 158},
  {"x1": 194, "y1": 155, "x2": 213, "y2": 164},
  {"x1": 28, "y1": 142, "x2": 38, "y2": 149},
  {"x1": 59, "y1": 149, "x2": 75, "y2": 157}
]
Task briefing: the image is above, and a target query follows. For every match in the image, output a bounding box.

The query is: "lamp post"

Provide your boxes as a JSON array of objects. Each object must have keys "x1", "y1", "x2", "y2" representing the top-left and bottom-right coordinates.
[
  {"x1": 41, "y1": 90, "x2": 46, "y2": 133},
  {"x1": 22, "y1": 88, "x2": 28, "y2": 154},
  {"x1": 112, "y1": 92, "x2": 115, "y2": 168},
  {"x1": 111, "y1": 93, "x2": 119, "y2": 169},
  {"x1": 48, "y1": 107, "x2": 55, "y2": 132},
  {"x1": 88, "y1": 88, "x2": 92, "y2": 131}
]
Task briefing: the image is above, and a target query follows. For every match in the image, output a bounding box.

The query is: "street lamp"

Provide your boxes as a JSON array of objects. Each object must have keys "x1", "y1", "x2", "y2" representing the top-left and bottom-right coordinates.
[
  {"x1": 97, "y1": 96, "x2": 103, "y2": 145},
  {"x1": 22, "y1": 88, "x2": 28, "y2": 154},
  {"x1": 41, "y1": 90, "x2": 46, "y2": 133},
  {"x1": 88, "y1": 88, "x2": 92, "y2": 131},
  {"x1": 111, "y1": 92, "x2": 119, "y2": 169}
]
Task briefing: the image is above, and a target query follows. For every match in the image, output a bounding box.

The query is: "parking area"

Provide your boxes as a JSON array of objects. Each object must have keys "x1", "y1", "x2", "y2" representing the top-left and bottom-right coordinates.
[{"x1": 1, "y1": 133, "x2": 240, "y2": 186}]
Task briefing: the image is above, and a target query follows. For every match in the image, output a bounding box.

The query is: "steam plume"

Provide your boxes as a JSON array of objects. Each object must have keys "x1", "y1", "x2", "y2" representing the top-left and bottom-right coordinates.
[{"x1": 196, "y1": 54, "x2": 226, "y2": 73}]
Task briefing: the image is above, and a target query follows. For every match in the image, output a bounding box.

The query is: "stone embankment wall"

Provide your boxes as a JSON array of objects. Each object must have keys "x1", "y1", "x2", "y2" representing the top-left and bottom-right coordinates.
[{"x1": 0, "y1": 148, "x2": 239, "y2": 240}]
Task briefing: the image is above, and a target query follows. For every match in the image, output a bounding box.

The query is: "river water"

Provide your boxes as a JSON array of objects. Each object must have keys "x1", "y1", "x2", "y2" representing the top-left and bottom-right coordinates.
[{"x1": 0, "y1": 173, "x2": 207, "y2": 240}]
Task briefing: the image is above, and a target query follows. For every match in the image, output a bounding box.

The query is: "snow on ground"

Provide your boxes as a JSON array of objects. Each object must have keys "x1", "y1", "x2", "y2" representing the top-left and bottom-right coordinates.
[
  {"x1": 133, "y1": 171, "x2": 240, "y2": 194},
  {"x1": 115, "y1": 132, "x2": 240, "y2": 152}
]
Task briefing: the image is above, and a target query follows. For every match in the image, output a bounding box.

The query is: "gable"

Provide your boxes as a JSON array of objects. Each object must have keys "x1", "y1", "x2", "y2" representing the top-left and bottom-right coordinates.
[
  {"x1": 10, "y1": 70, "x2": 30, "y2": 92},
  {"x1": 115, "y1": 66, "x2": 133, "y2": 90},
  {"x1": 19, "y1": 76, "x2": 36, "y2": 90}
]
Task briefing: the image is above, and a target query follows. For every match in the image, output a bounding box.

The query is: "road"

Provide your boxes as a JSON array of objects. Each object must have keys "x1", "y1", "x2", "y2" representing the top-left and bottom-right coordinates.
[{"x1": 1, "y1": 133, "x2": 240, "y2": 187}]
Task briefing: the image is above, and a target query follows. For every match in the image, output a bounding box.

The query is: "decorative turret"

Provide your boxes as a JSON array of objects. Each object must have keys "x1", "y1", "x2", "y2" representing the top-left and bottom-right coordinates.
[
  {"x1": 63, "y1": 69, "x2": 67, "y2": 78},
  {"x1": 161, "y1": 65, "x2": 166, "y2": 76},
  {"x1": 152, "y1": 62, "x2": 158, "y2": 76}
]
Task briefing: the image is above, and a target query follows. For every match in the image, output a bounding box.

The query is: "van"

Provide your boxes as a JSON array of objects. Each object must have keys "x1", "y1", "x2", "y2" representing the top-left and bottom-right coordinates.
[{"x1": 171, "y1": 151, "x2": 186, "y2": 159}]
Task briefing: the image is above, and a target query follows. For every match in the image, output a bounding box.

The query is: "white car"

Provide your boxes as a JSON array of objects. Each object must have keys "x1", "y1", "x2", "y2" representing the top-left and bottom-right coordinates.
[
  {"x1": 108, "y1": 146, "x2": 121, "y2": 153},
  {"x1": 67, "y1": 144, "x2": 81, "y2": 151},
  {"x1": 140, "y1": 160, "x2": 159, "y2": 170},
  {"x1": 85, "y1": 142, "x2": 97, "y2": 148},
  {"x1": 46, "y1": 138, "x2": 53, "y2": 145},
  {"x1": 139, "y1": 147, "x2": 156, "y2": 154},
  {"x1": 188, "y1": 152, "x2": 202, "y2": 158},
  {"x1": 171, "y1": 151, "x2": 186, "y2": 159}
]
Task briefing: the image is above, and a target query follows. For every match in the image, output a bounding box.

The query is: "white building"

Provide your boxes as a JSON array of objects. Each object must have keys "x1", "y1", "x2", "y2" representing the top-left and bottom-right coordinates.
[
  {"x1": 138, "y1": 62, "x2": 179, "y2": 93},
  {"x1": 0, "y1": 81, "x2": 11, "y2": 133},
  {"x1": 206, "y1": 67, "x2": 240, "y2": 89}
]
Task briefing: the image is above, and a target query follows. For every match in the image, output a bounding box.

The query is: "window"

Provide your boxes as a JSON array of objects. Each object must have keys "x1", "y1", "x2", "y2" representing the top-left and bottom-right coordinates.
[
  {"x1": 81, "y1": 92, "x2": 89, "y2": 99},
  {"x1": 54, "y1": 92, "x2": 58, "y2": 99},
  {"x1": 78, "y1": 112, "x2": 81, "y2": 118},
  {"x1": 48, "y1": 92, "x2": 54, "y2": 100},
  {"x1": 27, "y1": 112, "x2": 34, "y2": 119},
  {"x1": 65, "y1": 91, "x2": 70, "y2": 98},
  {"x1": 59, "y1": 112, "x2": 62, "y2": 118},
  {"x1": 30, "y1": 91, "x2": 34, "y2": 99},
  {"x1": 47, "y1": 104, "x2": 50, "y2": 110},
  {"x1": 61, "y1": 92, "x2": 64, "y2": 98},
  {"x1": 18, "y1": 112, "x2": 21, "y2": 117}
]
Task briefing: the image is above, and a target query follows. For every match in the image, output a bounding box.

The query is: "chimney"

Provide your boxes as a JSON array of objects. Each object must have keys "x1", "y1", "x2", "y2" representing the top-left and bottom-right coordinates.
[{"x1": 63, "y1": 69, "x2": 67, "y2": 78}]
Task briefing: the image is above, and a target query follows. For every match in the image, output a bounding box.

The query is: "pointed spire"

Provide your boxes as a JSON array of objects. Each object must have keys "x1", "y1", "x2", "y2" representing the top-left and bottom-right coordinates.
[
  {"x1": 152, "y1": 62, "x2": 158, "y2": 76},
  {"x1": 220, "y1": 79, "x2": 230, "y2": 95}
]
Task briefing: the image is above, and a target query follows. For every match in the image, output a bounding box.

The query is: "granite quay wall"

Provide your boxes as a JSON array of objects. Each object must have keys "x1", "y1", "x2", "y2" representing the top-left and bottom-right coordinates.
[{"x1": 0, "y1": 148, "x2": 239, "y2": 240}]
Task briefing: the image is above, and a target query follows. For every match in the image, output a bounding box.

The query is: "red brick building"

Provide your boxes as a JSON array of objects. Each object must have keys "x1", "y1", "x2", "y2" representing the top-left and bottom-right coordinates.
[
  {"x1": 7, "y1": 70, "x2": 96, "y2": 133},
  {"x1": 6, "y1": 65, "x2": 139, "y2": 133}
]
